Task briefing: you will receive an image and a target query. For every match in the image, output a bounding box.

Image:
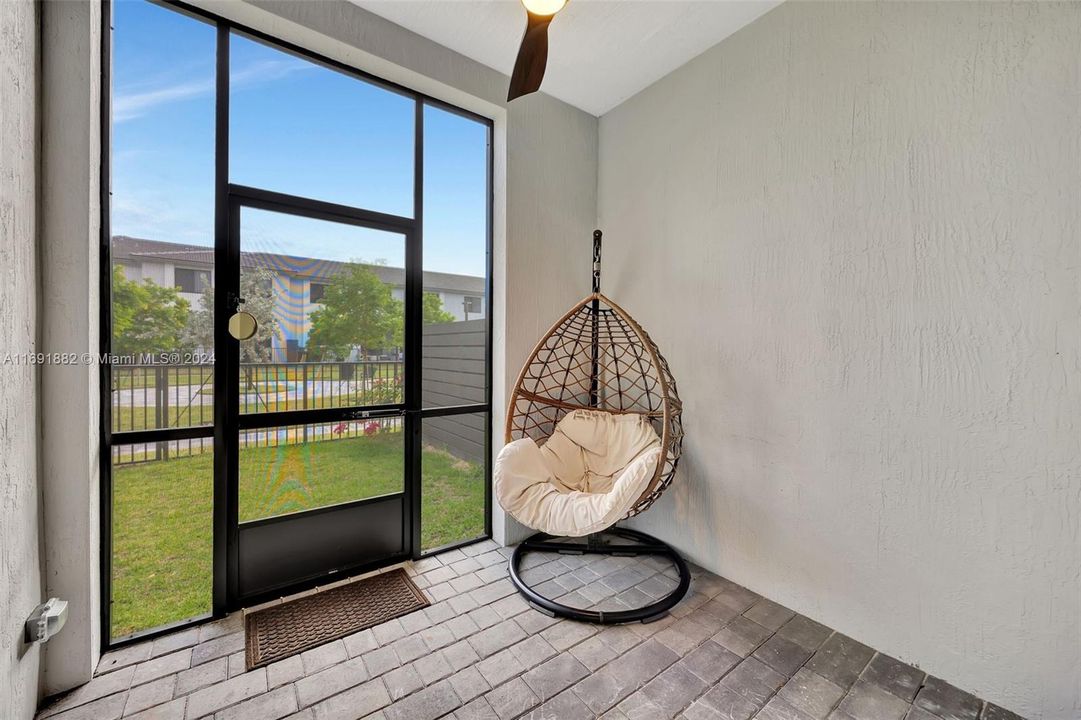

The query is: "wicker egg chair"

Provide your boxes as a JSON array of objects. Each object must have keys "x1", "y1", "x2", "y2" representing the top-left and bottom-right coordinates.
[{"x1": 501, "y1": 230, "x2": 689, "y2": 624}]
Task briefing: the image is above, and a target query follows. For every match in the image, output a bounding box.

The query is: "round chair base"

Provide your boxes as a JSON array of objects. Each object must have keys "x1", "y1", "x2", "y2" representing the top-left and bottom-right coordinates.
[{"x1": 508, "y1": 527, "x2": 691, "y2": 624}]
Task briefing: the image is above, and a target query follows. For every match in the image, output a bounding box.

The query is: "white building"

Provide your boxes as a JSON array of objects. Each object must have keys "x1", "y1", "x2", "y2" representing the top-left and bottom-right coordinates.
[{"x1": 112, "y1": 236, "x2": 486, "y2": 360}]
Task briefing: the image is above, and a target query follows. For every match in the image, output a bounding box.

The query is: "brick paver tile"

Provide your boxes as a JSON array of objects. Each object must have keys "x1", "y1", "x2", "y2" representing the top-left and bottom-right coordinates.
[
  {"x1": 912, "y1": 677, "x2": 982, "y2": 720},
  {"x1": 539, "y1": 620, "x2": 597, "y2": 652},
  {"x1": 510, "y1": 635, "x2": 558, "y2": 669},
  {"x1": 836, "y1": 680, "x2": 911, "y2": 720},
  {"x1": 982, "y1": 703, "x2": 1025, "y2": 720},
  {"x1": 191, "y1": 633, "x2": 242, "y2": 667},
  {"x1": 475, "y1": 647, "x2": 525, "y2": 687},
  {"x1": 449, "y1": 666, "x2": 490, "y2": 703},
  {"x1": 572, "y1": 639, "x2": 679, "y2": 714},
  {"x1": 744, "y1": 599, "x2": 795, "y2": 631},
  {"x1": 419, "y1": 623, "x2": 456, "y2": 651},
  {"x1": 804, "y1": 634, "x2": 874, "y2": 690},
  {"x1": 757, "y1": 696, "x2": 817, "y2": 720},
  {"x1": 681, "y1": 640, "x2": 740, "y2": 684},
  {"x1": 391, "y1": 635, "x2": 428, "y2": 664},
  {"x1": 860, "y1": 653, "x2": 925, "y2": 703},
  {"x1": 310, "y1": 679, "x2": 391, "y2": 720},
  {"x1": 778, "y1": 668, "x2": 846, "y2": 719},
  {"x1": 217, "y1": 685, "x2": 298, "y2": 720},
  {"x1": 485, "y1": 677, "x2": 539, "y2": 719},
  {"x1": 134, "y1": 650, "x2": 194, "y2": 687},
  {"x1": 695, "y1": 684, "x2": 761, "y2": 720},
  {"x1": 400, "y1": 608, "x2": 433, "y2": 635},
  {"x1": 46, "y1": 693, "x2": 128, "y2": 720},
  {"x1": 469, "y1": 619, "x2": 526, "y2": 658},
  {"x1": 296, "y1": 656, "x2": 369, "y2": 707},
  {"x1": 413, "y1": 650, "x2": 454, "y2": 684},
  {"x1": 184, "y1": 669, "x2": 267, "y2": 719},
  {"x1": 776, "y1": 615, "x2": 832, "y2": 654},
  {"x1": 299, "y1": 640, "x2": 347, "y2": 675},
  {"x1": 361, "y1": 646, "x2": 401, "y2": 678},
  {"x1": 382, "y1": 664, "x2": 423, "y2": 701},
  {"x1": 124, "y1": 697, "x2": 185, "y2": 720},
  {"x1": 265, "y1": 656, "x2": 304, "y2": 690},
  {"x1": 445, "y1": 614, "x2": 481, "y2": 641},
  {"x1": 639, "y1": 663, "x2": 707, "y2": 716},
  {"x1": 382, "y1": 679, "x2": 461, "y2": 720},
  {"x1": 123, "y1": 676, "x2": 174, "y2": 716},
  {"x1": 39, "y1": 666, "x2": 134, "y2": 717},
  {"x1": 753, "y1": 634, "x2": 814, "y2": 677},
  {"x1": 720, "y1": 657, "x2": 786, "y2": 708},
  {"x1": 373, "y1": 619, "x2": 408, "y2": 646},
  {"x1": 49, "y1": 552, "x2": 1020, "y2": 720},
  {"x1": 568, "y1": 635, "x2": 620, "y2": 671},
  {"x1": 453, "y1": 697, "x2": 498, "y2": 720},
  {"x1": 443, "y1": 639, "x2": 482, "y2": 672},
  {"x1": 97, "y1": 645, "x2": 152, "y2": 676},
  {"x1": 521, "y1": 688, "x2": 593, "y2": 720},
  {"x1": 522, "y1": 653, "x2": 590, "y2": 701},
  {"x1": 713, "y1": 616, "x2": 772, "y2": 657},
  {"x1": 149, "y1": 628, "x2": 201, "y2": 660},
  {"x1": 342, "y1": 629, "x2": 377, "y2": 658}
]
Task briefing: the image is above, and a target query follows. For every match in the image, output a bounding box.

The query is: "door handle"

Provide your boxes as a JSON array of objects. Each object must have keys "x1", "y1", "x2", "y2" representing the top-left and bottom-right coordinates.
[{"x1": 347, "y1": 408, "x2": 408, "y2": 420}]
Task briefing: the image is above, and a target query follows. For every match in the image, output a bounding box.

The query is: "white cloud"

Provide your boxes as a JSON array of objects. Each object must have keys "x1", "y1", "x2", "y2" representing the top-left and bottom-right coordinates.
[{"x1": 113, "y1": 58, "x2": 311, "y2": 122}]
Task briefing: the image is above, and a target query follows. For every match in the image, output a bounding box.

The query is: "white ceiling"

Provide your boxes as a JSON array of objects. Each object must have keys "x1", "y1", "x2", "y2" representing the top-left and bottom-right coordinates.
[{"x1": 351, "y1": 0, "x2": 783, "y2": 116}]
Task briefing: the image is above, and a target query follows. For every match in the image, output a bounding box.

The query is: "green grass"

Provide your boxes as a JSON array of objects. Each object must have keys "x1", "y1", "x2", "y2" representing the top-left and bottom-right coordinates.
[{"x1": 111, "y1": 433, "x2": 485, "y2": 638}]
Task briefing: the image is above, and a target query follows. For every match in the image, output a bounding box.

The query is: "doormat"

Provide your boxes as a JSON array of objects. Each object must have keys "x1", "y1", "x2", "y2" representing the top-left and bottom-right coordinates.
[{"x1": 244, "y1": 568, "x2": 429, "y2": 670}]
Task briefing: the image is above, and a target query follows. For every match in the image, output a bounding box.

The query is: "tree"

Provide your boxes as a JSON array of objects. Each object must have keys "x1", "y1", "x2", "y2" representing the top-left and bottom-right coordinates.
[
  {"x1": 112, "y1": 265, "x2": 190, "y2": 356},
  {"x1": 423, "y1": 292, "x2": 456, "y2": 325},
  {"x1": 307, "y1": 261, "x2": 402, "y2": 360},
  {"x1": 183, "y1": 267, "x2": 281, "y2": 363}
]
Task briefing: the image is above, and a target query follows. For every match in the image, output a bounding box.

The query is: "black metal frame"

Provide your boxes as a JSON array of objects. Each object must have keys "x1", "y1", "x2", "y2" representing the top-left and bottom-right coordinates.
[
  {"x1": 100, "y1": 0, "x2": 495, "y2": 649},
  {"x1": 509, "y1": 528, "x2": 691, "y2": 624}
]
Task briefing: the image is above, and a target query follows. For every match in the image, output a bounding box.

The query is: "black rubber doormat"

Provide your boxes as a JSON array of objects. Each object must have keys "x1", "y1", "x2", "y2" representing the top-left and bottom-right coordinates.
[{"x1": 245, "y1": 568, "x2": 429, "y2": 670}]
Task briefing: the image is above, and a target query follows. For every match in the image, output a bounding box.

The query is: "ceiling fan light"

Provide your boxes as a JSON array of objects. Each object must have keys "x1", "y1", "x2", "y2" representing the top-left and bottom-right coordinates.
[{"x1": 521, "y1": 0, "x2": 566, "y2": 17}]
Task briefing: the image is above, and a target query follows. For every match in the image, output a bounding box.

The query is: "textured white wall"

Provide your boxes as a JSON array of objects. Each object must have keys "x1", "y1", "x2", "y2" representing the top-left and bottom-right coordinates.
[
  {"x1": 0, "y1": 3, "x2": 44, "y2": 718},
  {"x1": 598, "y1": 3, "x2": 1080, "y2": 718},
  {"x1": 40, "y1": 0, "x2": 103, "y2": 696}
]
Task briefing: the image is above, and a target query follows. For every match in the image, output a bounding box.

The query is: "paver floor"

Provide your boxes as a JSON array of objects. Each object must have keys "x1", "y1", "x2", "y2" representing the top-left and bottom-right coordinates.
[{"x1": 35, "y1": 540, "x2": 1024, "y2": 720}]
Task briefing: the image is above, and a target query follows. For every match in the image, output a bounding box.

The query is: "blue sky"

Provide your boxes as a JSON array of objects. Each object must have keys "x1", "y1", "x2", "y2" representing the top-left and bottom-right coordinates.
[{"x1": 111, "y1": 0, "x2": 488, "y2": 278}]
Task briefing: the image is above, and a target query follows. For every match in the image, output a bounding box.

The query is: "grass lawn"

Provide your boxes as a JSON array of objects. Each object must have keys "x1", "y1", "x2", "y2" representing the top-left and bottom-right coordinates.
[{"x1": 111, "y1": 433, "x2": 485, "y2": 638}]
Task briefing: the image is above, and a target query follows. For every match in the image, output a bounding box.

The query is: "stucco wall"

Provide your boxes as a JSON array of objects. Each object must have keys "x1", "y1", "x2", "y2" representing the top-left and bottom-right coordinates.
[
  {"x1": 40, "y1": 0, "x2": 102, "y2": 695},
  {"x1": 0, "y1": 1, "x2": 44, "y2": 718},
  {"x1": 598, "y1": 2, "x2": 1080, "y2": 718}
]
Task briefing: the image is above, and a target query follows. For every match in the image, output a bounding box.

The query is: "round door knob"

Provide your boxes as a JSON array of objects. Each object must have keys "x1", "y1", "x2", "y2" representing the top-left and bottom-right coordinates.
[{"x1": 228, "y1": 311, "x2": 258, "y2": 341}]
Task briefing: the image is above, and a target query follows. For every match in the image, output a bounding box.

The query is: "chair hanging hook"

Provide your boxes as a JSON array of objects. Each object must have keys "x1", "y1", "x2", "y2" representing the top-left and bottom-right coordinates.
[{"x1": 592, "y1": 229, "x2": 602, "y2": 294}]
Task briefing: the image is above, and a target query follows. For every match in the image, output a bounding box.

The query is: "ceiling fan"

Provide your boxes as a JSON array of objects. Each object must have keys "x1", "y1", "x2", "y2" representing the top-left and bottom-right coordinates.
[{"x1": 507, "y1": 0, "x2": 568, "y2": 101}]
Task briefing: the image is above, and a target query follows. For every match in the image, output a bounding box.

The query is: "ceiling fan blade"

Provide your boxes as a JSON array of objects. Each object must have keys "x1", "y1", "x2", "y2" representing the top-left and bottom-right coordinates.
[{"x1": 507, "y1": 11, "x2": 554, "y2": 102}]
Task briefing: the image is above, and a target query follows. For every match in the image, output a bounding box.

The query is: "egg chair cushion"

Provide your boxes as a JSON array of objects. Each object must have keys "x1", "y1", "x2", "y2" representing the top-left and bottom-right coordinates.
[{"x1": 495, "y1": 409, "x2": 663, "y2": 537}]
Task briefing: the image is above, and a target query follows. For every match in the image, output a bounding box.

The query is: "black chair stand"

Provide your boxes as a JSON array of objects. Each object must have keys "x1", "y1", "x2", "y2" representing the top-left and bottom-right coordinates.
[{"x1": 508, "y1": 526, "x2": 691, "y2": 624}]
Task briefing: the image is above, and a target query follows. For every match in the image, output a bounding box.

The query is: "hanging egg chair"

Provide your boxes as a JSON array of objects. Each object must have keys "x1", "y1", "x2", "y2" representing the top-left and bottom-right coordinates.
[{"x1": 495, "y1": 230, "x2": 689, "y2": 623}]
